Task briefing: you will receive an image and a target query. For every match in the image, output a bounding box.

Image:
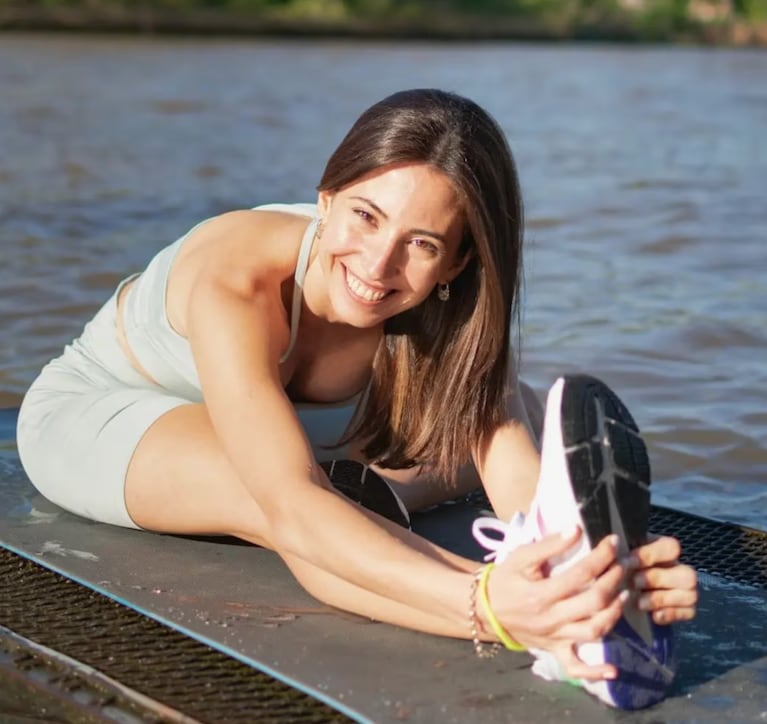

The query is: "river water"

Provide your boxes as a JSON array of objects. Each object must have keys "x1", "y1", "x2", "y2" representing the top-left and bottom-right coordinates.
[{"x1": 0, "y1": 34, "x2": 765, "y2": 528}]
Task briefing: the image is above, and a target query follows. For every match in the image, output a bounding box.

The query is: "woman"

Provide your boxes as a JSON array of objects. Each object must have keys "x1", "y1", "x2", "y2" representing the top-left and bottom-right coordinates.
[{"x1": 17, "y1": 89, "x2": 696, "y2": 707}]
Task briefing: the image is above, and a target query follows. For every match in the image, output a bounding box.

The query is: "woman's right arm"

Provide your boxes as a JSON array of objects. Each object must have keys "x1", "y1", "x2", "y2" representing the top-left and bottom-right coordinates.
[
  {"x1": 184, "y1": 255, "x2": 475, "y2": 623},
  {"x1": 184, "y1": 249, "x2": 628, "y2": 675}
]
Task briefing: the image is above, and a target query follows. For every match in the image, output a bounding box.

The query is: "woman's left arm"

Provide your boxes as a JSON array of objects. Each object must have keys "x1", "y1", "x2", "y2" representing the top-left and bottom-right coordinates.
[
  {"x1": 475, "y1": 369, "x2": 698, "y2": 625},
  {"x1": 366, "y1": 372, "x2": 542, "y2": 515},
  {"x1": 474, "y1": 369, "x2": 541, "y2": 521}
]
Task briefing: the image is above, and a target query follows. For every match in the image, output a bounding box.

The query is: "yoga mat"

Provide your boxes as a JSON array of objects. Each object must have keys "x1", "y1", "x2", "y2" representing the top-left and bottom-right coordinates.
[{"x1": 1, "y1": 407, "x2": 765, "y2": 722}]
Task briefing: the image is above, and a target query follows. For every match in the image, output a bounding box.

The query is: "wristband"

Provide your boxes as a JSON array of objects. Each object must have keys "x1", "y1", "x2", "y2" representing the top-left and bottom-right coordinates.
[{"x1": 478, "y1": 563, "x2": 527, "y2": 652}]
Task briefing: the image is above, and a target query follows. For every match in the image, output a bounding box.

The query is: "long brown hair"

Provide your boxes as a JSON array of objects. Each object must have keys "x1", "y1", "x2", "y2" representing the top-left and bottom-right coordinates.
[{"x1": 320, "y1": 89, "x2": 524, "y2": 482}]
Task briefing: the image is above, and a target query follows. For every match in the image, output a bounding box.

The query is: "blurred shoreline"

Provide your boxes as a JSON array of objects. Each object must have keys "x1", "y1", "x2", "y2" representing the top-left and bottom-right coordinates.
[{"x1": 1, "y1": 4, "x2": 766, "y2": 46}]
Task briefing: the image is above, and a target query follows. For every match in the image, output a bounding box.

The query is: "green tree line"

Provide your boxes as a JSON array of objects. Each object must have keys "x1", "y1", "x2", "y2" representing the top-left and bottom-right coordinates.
[
  {"x1": 2, "y1": 0, "x2": 765, "y2": 41},
  {"x1": 1, "y1": 0, "x2": 764, "y2": 19}
]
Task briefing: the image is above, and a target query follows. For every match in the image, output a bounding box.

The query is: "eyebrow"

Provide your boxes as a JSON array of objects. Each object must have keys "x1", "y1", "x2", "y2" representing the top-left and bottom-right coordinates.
[{"x1": 349, "y1": 196, "x2": 448, "y2": 244}]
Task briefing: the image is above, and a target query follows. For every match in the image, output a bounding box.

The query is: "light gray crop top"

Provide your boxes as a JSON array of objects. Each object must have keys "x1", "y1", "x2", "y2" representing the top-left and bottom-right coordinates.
[{"x1": 121, "y1": 203, "x2": 319, "y2": 402}]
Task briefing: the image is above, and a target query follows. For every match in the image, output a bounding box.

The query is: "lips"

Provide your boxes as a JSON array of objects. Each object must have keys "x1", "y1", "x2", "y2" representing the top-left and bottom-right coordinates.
[{"x1": 344, "y1": 266, "x2": 390, "y2": 303}]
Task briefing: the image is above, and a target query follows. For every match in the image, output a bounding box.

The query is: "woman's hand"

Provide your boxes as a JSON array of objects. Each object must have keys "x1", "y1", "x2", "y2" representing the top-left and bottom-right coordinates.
[
  {"x1": 627, "y1": 535, "x2": 698, "y2": 625},
  {"x1": 489, "y1": 528, "x2": 629, "y2": 681}
]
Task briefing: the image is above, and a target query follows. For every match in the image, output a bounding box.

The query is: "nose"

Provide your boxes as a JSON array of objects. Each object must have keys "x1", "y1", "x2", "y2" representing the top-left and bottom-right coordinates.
[{"x1": 363, "y1": 231, "x2": 401, "y2": 281}]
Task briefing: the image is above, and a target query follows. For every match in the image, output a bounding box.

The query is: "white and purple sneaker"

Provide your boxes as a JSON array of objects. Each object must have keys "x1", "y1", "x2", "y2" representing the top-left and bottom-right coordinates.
[{"x1": 472, "y1": 374, "x2": 675, "y2": 710}]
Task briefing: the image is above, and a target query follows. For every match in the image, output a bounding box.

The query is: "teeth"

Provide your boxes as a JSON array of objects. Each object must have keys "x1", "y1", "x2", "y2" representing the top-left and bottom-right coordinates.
[{"x1": 345, "y1": 269, "x2": 388, "y2": 302}]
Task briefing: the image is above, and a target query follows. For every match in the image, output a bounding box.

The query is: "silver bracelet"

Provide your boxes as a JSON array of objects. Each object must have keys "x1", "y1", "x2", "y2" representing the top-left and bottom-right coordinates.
[{"x1": 469, "y1": 565, "x2": 501, "y2": 659}]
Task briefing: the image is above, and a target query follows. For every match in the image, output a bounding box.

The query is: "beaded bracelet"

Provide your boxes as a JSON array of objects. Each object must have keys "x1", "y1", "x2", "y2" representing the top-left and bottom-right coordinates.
[
  {"x1": 477, "y1": 563, "x2": 527, "y2": 653},
  {"x1": 469, "y1": 565, "x2": 502, "y2": 658}
]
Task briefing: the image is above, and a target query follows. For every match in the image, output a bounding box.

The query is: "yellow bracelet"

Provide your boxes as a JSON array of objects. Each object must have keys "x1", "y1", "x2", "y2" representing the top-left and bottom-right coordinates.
[{"x1": 478, "y1": 563, "x2": 527, "y2": 652}]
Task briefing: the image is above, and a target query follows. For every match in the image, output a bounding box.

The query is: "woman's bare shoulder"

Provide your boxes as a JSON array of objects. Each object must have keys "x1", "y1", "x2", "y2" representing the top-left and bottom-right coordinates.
[
  {"x1": 166, "y1": 207, "x2": 313, "y2": 336},
  {"x1": 175, "y1": 207, "x2": 312, "y2": 289}
]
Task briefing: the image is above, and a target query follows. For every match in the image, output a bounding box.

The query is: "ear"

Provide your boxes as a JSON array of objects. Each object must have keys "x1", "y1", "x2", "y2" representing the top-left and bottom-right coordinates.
[{"x1": 317, "y1": 190, "x2": 334, "y2": 221}]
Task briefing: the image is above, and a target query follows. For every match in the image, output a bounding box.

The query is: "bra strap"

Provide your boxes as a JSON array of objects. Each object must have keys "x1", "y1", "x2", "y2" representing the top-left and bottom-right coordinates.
[{"x1": 280, "y1": 217, "x2": 319, "y2": 364}]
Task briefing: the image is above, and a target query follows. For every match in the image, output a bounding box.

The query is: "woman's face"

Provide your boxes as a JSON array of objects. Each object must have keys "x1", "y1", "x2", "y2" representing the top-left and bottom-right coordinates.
[{"x1": 314, "y1": 163, "x2": 468, "y2": 328}]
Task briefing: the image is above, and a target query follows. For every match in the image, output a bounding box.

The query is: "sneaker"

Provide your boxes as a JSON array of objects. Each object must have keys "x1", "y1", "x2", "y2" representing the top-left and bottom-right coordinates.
[
  {"x1": 472, "y1": 374, "x2": 675, "y2": 710},
  {"x1": 321, "y1": 459, "x2": 411, "y2": 529}
]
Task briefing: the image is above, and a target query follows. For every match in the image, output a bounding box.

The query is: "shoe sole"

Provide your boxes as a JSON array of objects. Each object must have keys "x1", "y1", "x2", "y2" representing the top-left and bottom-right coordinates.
[
  {"x1": 559, "y1": 374, "x2": 651, "y2": 553},
  {"x1": 555, "y1": 375, "x2": 675, "y2": 710}
]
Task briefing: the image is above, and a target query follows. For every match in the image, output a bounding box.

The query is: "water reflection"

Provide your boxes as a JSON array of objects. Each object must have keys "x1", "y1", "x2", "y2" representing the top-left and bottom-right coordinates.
[{"x1": 0, "y1": 35, "x2": 765, "y2": 528}]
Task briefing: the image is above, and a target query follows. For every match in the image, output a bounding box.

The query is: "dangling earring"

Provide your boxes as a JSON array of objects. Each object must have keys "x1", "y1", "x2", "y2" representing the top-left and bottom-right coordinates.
[
  {"x1": 315, "y1": 220, "x2": 324, "y2": 240},
  {"x1": 437, "y1": 283, "x2": 450, "y2": 302}
]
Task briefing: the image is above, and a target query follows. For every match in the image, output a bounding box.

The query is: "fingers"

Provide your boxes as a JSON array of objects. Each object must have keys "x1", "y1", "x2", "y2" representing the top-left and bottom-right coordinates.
[
  {"x1": 541, "y1": 533, "x2": 621, "y2": 599},
  {"x1": 636, "y1": 585, "x2": 698, "y2": 625},
  {"x1": 514, "y1": 557, "x2": 628, "y2": 646},
  {"x1": 499, "y1": 531, "x2": 623, "y2": 630},
  {"x1": 650, "y1": 606, "x2": 697, "y2": 624},
  {"x1": 540, "y1": 559, "x2": 624, "y2": 630},
  {"x1": 628, "y1": 551, "x2": 698, "y2": 624},
  {"x1": 503, "y1": 527, "x2": 620, "y2": 594},
  {"x1": 555, "y1": 588, "x2": 629, "y2": 644},
  {"x1": 632, "y1": 561, "x2": 697, "y2": 593},
  {"x1": 636, "y1": 585, "x2": 698, "y2": 610},
  {"x1": 494, "y1": 530, "x2": 697, "y2": 660},
  {"x1": 508, "y1": 524, "x2": 583, "y2": 576},
  {"x1": 553, "y1": 643, "x2": 618, "y2": 682},
  {"x1": 630, "y1": 535, "x2": 681, "y2": 568}
]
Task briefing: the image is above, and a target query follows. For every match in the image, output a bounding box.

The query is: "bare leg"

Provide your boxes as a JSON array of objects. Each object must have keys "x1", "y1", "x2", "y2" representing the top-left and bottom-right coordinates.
[
  {"x1": 124, "y1": 403, "x2": 270, "y2": 540},
  {"x1": 123, "y1": 403, "x2": 476, "y2": 636}
]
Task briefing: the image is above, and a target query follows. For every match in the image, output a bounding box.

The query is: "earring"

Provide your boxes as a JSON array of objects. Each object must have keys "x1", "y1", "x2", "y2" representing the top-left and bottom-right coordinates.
[
  {"x1": 315, "y1": 220, "x2": 324, "y2": 239},
  {"x1": 437, "y1": 283, "x2": 450, "y2": 302}
]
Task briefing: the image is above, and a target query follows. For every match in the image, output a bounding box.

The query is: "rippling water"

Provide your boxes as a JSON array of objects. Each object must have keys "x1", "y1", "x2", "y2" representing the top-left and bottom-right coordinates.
[{"x1": 1, "y1": 34, "x2": 765, "y2": 528}]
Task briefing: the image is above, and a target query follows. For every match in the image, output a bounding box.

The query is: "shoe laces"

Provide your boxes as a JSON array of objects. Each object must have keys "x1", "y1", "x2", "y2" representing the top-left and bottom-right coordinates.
[{"x1": 471, "y1": 512, "x2": 531, "y2": 564}]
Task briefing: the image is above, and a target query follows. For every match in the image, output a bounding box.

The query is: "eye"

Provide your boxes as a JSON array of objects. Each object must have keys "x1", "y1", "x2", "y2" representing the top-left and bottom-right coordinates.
[
  {"x1": 353, "y1": 208, "x2": 375, "y2": 225},
  {"x1": 409, "y1": 237, "x2": 441, "y2": 257}
]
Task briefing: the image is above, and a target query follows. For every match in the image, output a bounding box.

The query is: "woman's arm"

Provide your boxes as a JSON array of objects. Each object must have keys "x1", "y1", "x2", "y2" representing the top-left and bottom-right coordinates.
[
  {"x1": 475, "y1": 367, "x2": 542, "y2": 521},
  {"x1": 185, "y1": 262, "x2": 480, "y2": 628},
  {"x1": 473, "y1": 364, "x2": 697, "y2": 627},
  {"x1": 182, "y1": 249, "x2": 630, "y2": 669},
  {"x1": 362, "y1": 363, "x2": 541, "y2": 515}
]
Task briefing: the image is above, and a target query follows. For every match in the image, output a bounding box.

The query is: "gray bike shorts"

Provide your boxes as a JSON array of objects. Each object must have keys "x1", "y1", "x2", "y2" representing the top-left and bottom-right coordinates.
[
  {"x1": 16, "y1": 286, "x2": 190, "y2": 529},
  {"x1": 17, "y1": 286, "x2": 356, "y2": 530}
]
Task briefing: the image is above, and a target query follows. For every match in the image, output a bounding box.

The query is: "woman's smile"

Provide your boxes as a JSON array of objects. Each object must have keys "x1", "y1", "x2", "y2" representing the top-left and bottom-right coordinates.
[
  {"x1": 343, "y1": 265, "x2": 392, "y2": 304},
  {"x1": 311, "y1": 162, "x2": 467, "y2": 327}
]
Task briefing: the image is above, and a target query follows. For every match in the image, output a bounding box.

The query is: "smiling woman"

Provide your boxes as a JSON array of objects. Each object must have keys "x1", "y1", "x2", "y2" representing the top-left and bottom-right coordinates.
[
  {"x1": 313, "y1": 165, "x2": 466, "y2": 327},
  {"x1": 15, "y1": 89, "x2": 697, "y2": 711}
]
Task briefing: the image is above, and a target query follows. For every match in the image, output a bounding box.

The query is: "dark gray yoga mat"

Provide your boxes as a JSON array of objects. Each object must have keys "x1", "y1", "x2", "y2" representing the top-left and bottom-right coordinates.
[{"x1": 1, "y1": 407, "x2": 765, "y2": 722}]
